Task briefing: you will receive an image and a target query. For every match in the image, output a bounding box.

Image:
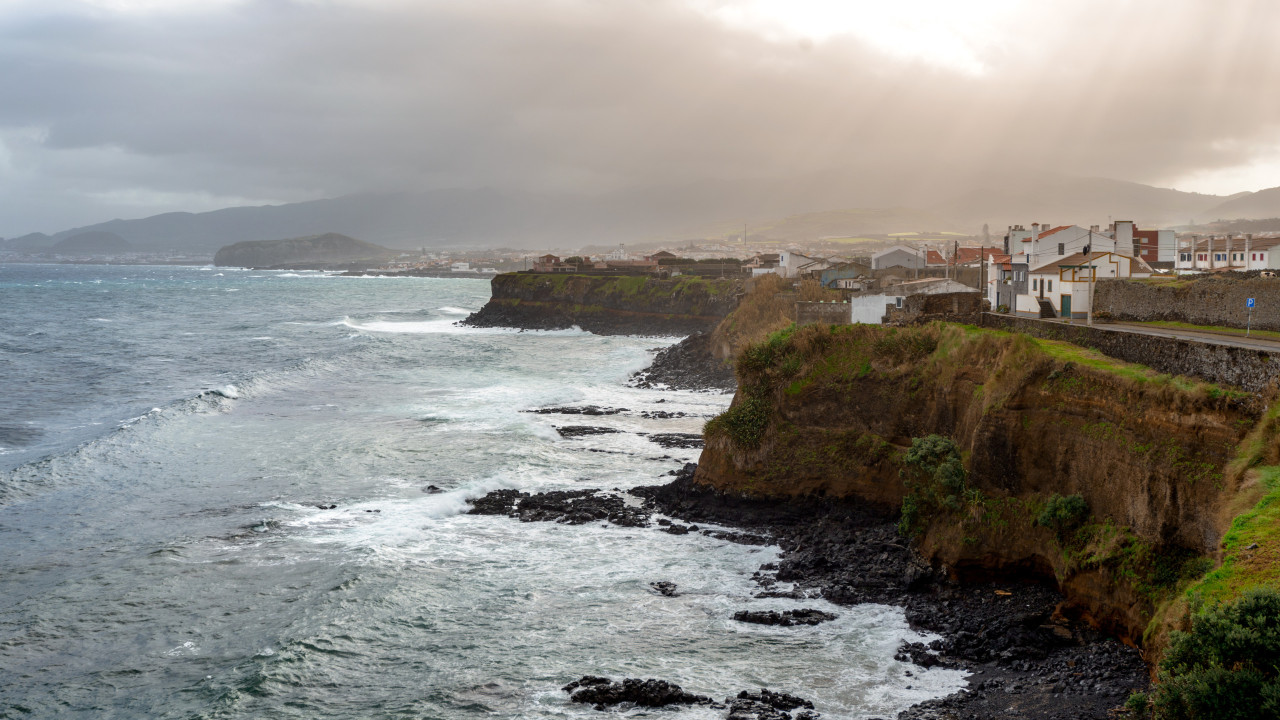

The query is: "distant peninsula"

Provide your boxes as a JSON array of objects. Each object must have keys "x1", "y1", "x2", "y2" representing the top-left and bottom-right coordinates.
[{"x1": 213, "y1": 233, "x2": 394, "y2": 269}]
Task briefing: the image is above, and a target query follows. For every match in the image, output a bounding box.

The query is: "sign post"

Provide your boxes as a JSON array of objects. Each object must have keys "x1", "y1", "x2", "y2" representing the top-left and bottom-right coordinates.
[{"x1": 1247, "y1": 297, "x2": 1255, "y2": 337}]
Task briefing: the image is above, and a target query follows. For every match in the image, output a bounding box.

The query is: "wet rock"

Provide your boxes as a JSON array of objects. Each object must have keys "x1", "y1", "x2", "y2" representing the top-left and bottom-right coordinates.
[
  {"x1": 650, "y1": 581, "x2": 680, "y2": 597},
  {"x1": 641, "y1": 410, "x2": 690, "y2": 419},
  {"x1": 637, "y1": 463, "x2": 1151, "y2": 720},
  {"x1": 561, "y1": 676, "x2": 712, "y2": 708},
  {"x1": 895, "y1": 642, "x2": 949, "y2": 668},
  {"x1": 316, "y1": 504, "x2": 337, "y2": 509},
  {"x1": 422, "y1": 485, "x2": 443, "y2": 494},
  {"x1": 725, "y1": 690, "x2": 818, "y2": 719},
  {"x1": 555, "y1": 426, "x2": 621, "y2": 438},
  {"x1": 630, "y1": 332, "x2": 735, "y2": 392},
  {"x1": 732, "y1": 609, "x2": 837, "y2": 627},
  {"x1": 525, "y1": 405, "x2": 626, "y2": 416},
  {"x1": 663, "y1": 524, "x2": 691, "y2": 535},
  {"x1": 466, "y1": 488, "x2": 651, "y2": 528},
  {"x1": 467, "y1": 488, "x2": 528, "y2": 515},
  {"x1": 646, "y1": 433, "x2": 704, "y2": 449}
]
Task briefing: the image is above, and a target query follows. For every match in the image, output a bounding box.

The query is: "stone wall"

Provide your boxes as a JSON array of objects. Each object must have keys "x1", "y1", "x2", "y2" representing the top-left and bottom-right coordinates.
[
  {"x1": 1095, "y1": 274, "x2": 1280, "y2": 331},
  {"x1": 795, "y1": 301, "x2": 851, "y2": 326},
  {"x1": 980, "y1": 313, "x2": 1280, "y2": 393},
  {"x1": 886, "y1": 292, "x2": 982, "y2": 326}
]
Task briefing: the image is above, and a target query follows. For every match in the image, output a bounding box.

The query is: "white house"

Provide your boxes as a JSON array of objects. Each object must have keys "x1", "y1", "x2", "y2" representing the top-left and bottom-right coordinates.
[
  {"x1": 871, "y1": 245, "x2": 925, "y2": 270},
  {"x1": 1018, "y1": 251, "x2": 1152, "y2": 319},
  {"x1": 1011, "y1": 224, "x2": 1118, "y2": 272},
  {"x1": 777, "y1": 251, "x2": 831, "y2": 278}
]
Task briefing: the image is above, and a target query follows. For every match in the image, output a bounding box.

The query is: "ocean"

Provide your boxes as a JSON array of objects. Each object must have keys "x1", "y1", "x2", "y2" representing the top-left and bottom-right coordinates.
[{"x1": 0, "y1": 264, "x2": 966, "y2": 719}]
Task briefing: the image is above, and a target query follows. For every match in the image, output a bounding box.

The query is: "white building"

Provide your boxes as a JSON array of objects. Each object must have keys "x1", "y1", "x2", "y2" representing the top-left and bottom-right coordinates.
[
  {"x1": 777, "y1": 251, "x2": 831, "y2": 278},
  {"x1": 1017, "y1": 251, "x2": 1152, "y2": 319},
  {"x1": 1174, "y1": 235, "x2": 1280, "y2": 272}
]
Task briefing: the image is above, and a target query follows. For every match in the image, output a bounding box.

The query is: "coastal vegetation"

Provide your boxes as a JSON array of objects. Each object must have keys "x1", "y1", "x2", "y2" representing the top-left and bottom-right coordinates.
[{"x1": 699, "y1": 320, "x2": 1272, "y2": 656}]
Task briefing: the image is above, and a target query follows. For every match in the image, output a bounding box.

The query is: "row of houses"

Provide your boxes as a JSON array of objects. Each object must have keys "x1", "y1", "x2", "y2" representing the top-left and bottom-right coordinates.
[{"x1": 1175, "y1": 235, "x2": 1280, "y2": 271}]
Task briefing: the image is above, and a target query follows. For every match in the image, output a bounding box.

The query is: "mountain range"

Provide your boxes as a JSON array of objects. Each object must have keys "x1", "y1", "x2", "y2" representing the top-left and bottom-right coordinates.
[{"x1": 4, "y1": 175, "x2": 1279, "y2": 253}]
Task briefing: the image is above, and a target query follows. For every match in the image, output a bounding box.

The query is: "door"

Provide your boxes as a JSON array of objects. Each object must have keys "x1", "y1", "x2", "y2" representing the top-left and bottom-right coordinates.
[{"x1": 1061, "y1": 294, "x2": 1072, "y2": 319}]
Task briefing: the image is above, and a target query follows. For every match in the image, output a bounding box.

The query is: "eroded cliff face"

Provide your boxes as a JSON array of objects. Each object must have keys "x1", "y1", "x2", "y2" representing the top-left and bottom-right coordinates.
[
  {"x1": 462, "y1": 273, "x2": 741, "y2": 335},
  {"x1": 696, "y1": 323, "x2": 1264, "y2": 645}
]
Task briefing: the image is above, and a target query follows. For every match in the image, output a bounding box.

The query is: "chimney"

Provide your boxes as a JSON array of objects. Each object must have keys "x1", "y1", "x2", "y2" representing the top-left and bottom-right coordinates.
[{"x1": 1114, "y1": 220, "x2": 1133, "y2": 255}]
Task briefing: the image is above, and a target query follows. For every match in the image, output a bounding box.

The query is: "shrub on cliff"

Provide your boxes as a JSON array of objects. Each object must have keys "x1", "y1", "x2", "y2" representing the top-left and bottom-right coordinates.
[
  {"x1": 899, "y1": 434, "x2": 970, "y2": 536},
  {"x1": 1036, "y1": 493, "x2": 1089, "y2": 541},
  {"x1": 1134, "y1": 587, "x2": 1280, "y2": 719}
]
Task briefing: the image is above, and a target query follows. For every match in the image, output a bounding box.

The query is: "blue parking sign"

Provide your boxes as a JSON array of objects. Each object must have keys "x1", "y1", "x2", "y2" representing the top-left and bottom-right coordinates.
[{"x1": 1248, "y1": 298, "x2": 1256, "y2": 308}]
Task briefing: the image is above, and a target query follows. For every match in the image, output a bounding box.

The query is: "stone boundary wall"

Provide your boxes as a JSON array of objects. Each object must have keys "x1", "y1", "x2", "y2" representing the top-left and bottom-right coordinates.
[
  {"x1": 888, "y1": 292, "x2": 982, "y2": 326},
  {"x1": 796, "y1": 301, "x2": 851, "y2": 326},
  {"x1": 1095, "y1": 275, "x2": 1280, "y2": 332},
  {"x1": 979, "y1": 313, "x2": 1280, "y2": 393}
]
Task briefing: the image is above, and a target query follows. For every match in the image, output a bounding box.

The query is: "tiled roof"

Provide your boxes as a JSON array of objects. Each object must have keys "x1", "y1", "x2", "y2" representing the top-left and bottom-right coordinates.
[{"x1": 1021, "y1": 226, "x2": 1071, "y2": 242}]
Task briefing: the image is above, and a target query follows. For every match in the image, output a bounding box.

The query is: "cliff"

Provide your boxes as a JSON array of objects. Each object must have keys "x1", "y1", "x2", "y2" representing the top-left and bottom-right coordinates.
[
  {"x1": 213, "y1": 233, "x2": 393, "y2": 269},
  {"x1": 462, "y1": 273, "x2": 741, "y2": 335},
  {"x1": 694, "y1": 322, "x2": 1274, "y2": 647}
]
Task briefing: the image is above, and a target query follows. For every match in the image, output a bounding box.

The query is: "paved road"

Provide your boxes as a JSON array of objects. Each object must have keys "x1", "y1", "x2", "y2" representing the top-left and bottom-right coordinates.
[{"x1": 1041, "y1": 318, "x2": 1280, "y2": 353}]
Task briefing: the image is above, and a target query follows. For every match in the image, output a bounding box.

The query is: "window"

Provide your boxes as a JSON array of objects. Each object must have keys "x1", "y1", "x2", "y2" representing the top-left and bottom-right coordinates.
[
  {"x1": 1180, "y1": 253, "x2": 1191, "y2": 262},
  {"x1": 1199, "y1": 254, "x2": 1207, "y2": 261},
  {"x1": 1047, "y1": 280, "x2": 1053, "y2": 292},
  {"x1": 1058, "y1": 243, "x2": 1064, "y2": 255}
]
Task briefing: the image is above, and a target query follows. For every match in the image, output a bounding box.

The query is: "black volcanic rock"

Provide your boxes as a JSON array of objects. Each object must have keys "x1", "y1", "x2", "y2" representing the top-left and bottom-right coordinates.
[
  {"x1": 650, "y1": 581, "x2": 680, "y2": 597},
  {"x1": 732, "y1": 609, "x2": 837, "y2": 627},
  {"x1": 646, "y1": 432, "x2": 704, "y2": 449},
  {"x1": 524, "y1": 405, "x2": 626, "y2": 416},
  {"x1": 554, "y1": 425, "x2": 621, "y2": 438},
  {"x1": 562, "y1": 676, "x2": 712, "y2": 709},
  {"x1": 466, "y1": 488, "x2": 651, "y2": 528},
  {"x1": 631, "y1": 332, "x2": 736, "y2": 391}
]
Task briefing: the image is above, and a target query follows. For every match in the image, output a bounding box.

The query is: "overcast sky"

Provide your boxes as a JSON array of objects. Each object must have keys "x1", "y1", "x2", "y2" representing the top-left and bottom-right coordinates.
[{"x1": 2, "y1": 0, "x2": 1278, "y2": 236}]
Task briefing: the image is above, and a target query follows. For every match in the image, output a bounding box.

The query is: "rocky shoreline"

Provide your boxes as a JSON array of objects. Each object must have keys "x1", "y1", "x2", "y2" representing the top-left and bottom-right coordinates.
[
  {"x1": 629, "y1": 332, "x2": 736, "y2": 392},
  {"x1": 468, "y1": 465, "x2": 1149, "y2": 720},
  {"x1": 635, "y1": 468, "x2": 1150, "y2": 720}
]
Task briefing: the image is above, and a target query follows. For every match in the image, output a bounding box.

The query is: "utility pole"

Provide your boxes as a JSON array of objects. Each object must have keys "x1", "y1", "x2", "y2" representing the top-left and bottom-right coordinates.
[{"x1": 1087, "y1": 229, "x2": 1095, "y2": 326}]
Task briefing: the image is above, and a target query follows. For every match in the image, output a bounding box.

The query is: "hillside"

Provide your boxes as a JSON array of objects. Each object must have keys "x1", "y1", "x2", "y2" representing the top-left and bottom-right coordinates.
[
  {"x1": 1201, "y1": 185, "x2": 1280, "y2": 221},
  {"x1": 51, "y1": 231, "x2": 131, "y2": 254},
  {"x1": 213, "y1": 233, "x2": 393, "y2": 269},
  {"x1": 16, "y1": 174, "x2": 1280, "y2": 254}
]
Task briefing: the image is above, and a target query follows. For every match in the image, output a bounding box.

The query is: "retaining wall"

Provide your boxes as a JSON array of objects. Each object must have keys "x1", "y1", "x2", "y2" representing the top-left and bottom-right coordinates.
[
  {"x1": 980, "y1": 313, "x2": 1280, "y2": 393},
  {"x1": 796, "y1": 301, "x2": 851, "y2": 326},
  {"x1": 1095, "y1": 275, "x2": 1280, "y2": 331}
]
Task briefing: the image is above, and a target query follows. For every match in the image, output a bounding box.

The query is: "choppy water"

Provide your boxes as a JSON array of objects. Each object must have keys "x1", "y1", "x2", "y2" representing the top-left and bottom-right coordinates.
[{"x1": 0, "y1": 264, "x2": 966, "y2": 719}]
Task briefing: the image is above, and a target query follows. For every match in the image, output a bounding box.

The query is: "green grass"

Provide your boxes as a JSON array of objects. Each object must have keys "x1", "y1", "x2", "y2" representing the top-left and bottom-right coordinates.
[
  {"x1": 1184, "y1": 466, "x2": 1280, "y2": 607},
  {"x1": 1125, "y1": 320, "x2": 1280, "y2": 342},
  {"x1": 1030, "y1": 336, "x2": 1244, "y2": 396}
]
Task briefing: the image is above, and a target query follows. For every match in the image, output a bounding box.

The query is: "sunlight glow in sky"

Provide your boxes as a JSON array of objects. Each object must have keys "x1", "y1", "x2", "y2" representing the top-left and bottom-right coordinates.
[{"x1": 696, "y1": 0, "x2": 1021, "y2": 75}]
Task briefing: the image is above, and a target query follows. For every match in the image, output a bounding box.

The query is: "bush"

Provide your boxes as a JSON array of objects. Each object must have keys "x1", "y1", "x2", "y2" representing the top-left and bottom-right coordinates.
[
  {"x1": 1036, "y1": 493, "x2": 1089, "y2": 540},
  {"x1": 1148, "y1": 587, "x2": 1280, "y2": 720},
  {"x1": 899, "y1": 435, "x2": 968, "y2": 536}
]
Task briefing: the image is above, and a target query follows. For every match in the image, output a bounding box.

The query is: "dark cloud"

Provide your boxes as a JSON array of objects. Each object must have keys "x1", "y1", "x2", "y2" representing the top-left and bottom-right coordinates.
[{"x1": 1, "y1": 0, "x2": 1278, "y2": 235}]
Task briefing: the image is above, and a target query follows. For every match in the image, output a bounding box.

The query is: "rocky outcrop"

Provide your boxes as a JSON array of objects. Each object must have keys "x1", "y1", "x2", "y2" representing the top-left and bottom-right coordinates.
[
  {"x1": 630, "y1": 332, "x2": 736, "y2": 391},
  {"x1": 462, "y1": 273, "x2": 740, "y2": 335}
]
